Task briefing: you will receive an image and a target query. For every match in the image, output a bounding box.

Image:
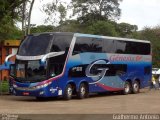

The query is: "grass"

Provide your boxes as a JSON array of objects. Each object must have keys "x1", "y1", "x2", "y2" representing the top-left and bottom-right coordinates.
[{"x1": 0, "y1": 80, "x2": 9, "y2": 93}]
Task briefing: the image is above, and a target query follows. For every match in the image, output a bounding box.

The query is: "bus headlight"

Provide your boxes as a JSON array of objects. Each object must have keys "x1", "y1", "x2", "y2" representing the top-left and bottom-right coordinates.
[
  {"x1": 36, "y1": 82, "x2": 52, "y2": 89},
  {"x1": 13, "y1": 84, "x2": 17, "y2": 88}
]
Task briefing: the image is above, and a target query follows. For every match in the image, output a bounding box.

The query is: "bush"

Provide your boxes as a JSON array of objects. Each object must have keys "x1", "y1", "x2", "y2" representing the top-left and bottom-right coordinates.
[{"x1": 0, "y1": 80, "x2": 9, "y2": 93}]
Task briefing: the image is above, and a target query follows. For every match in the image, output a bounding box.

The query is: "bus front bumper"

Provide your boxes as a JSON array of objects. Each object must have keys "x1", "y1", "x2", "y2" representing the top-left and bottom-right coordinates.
[{"x1": 12, "y1": 86, "x2": 62, "y2": 97}]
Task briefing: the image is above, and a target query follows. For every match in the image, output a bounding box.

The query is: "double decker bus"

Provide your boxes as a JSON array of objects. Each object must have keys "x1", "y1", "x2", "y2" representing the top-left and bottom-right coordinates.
[{"x1": 9, "y1": 32, "x2": 152, "y2": 100}]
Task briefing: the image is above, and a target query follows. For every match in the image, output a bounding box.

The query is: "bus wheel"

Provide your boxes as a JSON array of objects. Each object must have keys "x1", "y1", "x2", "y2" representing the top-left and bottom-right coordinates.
[
  {"x1": 77, "y1": 83, "x2": 89, "y2": 99},
  {"x1": 123, "y1": 81, "x2": 131, "y2": 95},
  {"x1": 36, "y1": 97, "x2": 45, "y2": 101},
  {"x1": 132, "y1": 81, "x2": 140, "y2": 94},
  {"x1": 63, "y1": 84, "x2": 73, "y2": 100}
]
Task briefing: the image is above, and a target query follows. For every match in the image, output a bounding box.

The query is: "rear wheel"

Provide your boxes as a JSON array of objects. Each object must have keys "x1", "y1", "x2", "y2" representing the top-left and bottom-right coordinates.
[
  {"x1": 132, "y1": 81, "x2": 140, "y2": 94},
  {"x1": 63, "y1": 84, "x2": 73, "y2": 100},
  {"x1": 77, "y1": 83, "x2": 89, "y2": 99},
  {"x1": 123, "y1": 81, "x2": 131, "y2": 95}
]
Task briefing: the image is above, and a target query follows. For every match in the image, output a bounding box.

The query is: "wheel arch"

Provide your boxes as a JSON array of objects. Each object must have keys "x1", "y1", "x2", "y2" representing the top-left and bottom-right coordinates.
[
  {"x1": 77, "y1": 80, "x2": 89, "y2": 92},
  {"x1": 126, "y1": 79, "x2": 132, "y2": 86},
  {"x1": 66, "y1": 81, "x2": 77, "y2": 94},
  {"x1": 133, "y1": 78, "x2": 141, "y2": 88}
]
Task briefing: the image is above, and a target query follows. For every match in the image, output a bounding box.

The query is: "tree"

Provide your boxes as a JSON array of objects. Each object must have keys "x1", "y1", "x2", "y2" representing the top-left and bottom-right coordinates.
[
  {"x1": 116, "y1": 23, "x2": 138, "y2": 37},
  {"x1": 27, "y1": 0, "x2": 35, "y2": 34},
  {"x1": 43, "y1": 0, "x2": 67, "y2": 25},
  {"x1": 71, "y1": 0, "x2": 122, "y2": 23},
  {"x1": 130, "y1": 26, "x2": 160, "y2": 67},
  {"x1": 30, "y1": 25, "x2": 56, "y2": 33},
  {"x1": 0, "y1": 0, "x2": 27, "y2": 40},
  {"x1": 86, "y1": 21, "x2": 118, "y2": 36},
  {"x1": 0, "y1": 0, "x2": 27, "y2": 23},
  {"x1": 19, "y1": 0, "x2": 36, "y2": 35},
  {"x1": 21, "y1": 1, "x2": 27, "y2": 35}
]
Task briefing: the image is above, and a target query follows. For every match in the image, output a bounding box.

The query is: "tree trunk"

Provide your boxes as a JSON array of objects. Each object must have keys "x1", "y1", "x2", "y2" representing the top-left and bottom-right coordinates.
[
  {"x1": 27, "y1": 0, "x2": 35, "y2": 35},
  {"x1": 22, "y1": 1, "x2": 27, "y2": 36}
]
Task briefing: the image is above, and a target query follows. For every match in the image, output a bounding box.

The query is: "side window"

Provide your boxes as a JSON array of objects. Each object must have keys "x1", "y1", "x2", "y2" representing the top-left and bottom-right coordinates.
[
  {"x1": 115, "y1": 40, "x2": 126, "y2": 54},
  {"x1": 103, "y1": 39, "x2": 115, "y2": 53},
  {"x1": 73, "y1": 37, "x2": 102, "y2": 55},
  {"x1": 51, "y1": 35, "x2": 72, "y2": 52},
  {"x1": 137, "y1": 43, "x2": 151, "y2": 55},
  {"x1": 48, "y1": 57, "x2": 64, "y2": 78},
  {"x1": 48, "y1": 35, "x2": 73, "y2": 78},
  {"x1": 125, "y1": 41, "x2": 151, "y2": 55}
]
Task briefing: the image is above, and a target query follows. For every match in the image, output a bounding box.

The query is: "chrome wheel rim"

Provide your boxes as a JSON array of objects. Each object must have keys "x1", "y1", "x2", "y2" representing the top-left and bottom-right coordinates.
[
  {"x1": 125, "y1": 84, "x2": 130, "y2": 93},
  {"x1": 81, "y1": 86, "x2": 86, "y2": 96},
  {"x1": 67, "y1": 87, "x2": 72, "y2": 97},
  {"x1": 134, "y1": 83, "x2": 139, "y2": 92}
]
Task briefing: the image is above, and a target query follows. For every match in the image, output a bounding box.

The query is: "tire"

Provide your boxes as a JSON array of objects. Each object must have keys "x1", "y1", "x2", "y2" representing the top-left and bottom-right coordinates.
[
  {"x1": 132, "y1": 81, "x2": 140, "y2": 94},
  {"x1": 36, "y1": 97, "x2": 45, "y2": 101},
  {"x1": 63, "y1": 84, "x2": 73, "y2": 100},
  {"x1": 77, "y1": 83, "x2": 89, "y2": 99},
  {"x1": 123, "y1": 81, "x2": 131, "y2": 95}
]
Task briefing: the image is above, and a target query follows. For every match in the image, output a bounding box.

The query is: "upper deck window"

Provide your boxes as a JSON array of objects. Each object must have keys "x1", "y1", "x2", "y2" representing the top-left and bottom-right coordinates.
[
  {"x1": 50, "y1": 35, "x2": 72, "y2": 52},
  {"x1": 18, "y1": 34, "x2": 53, "y2": 56},
  {"x1": 73, "y1": 37, "x2": 103, "y2": 55}
]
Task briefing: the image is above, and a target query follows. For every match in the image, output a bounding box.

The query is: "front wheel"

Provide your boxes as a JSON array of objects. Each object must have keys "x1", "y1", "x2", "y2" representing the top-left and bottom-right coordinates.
[
  {"x1": 63, "y1": 84, "x2": 73, "y2": 100},
  {"x1": 122, "y1": 81, "x2": 131, "y2": 95},
  {"x1": 132, "y1": 81, "x2": 140, "y2": 94},
  {"x1": 77, "y1": 83, "x2": 89, "y2": 99}
]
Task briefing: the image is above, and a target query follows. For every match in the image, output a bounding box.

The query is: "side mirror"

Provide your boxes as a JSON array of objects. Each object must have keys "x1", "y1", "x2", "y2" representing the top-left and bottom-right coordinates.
[{"x1": 9, "y1": 64, "x2": 16, "y2": 77}]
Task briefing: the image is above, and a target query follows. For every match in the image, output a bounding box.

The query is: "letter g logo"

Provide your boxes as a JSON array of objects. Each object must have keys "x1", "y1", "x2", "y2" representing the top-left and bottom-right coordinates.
[{"x1": 85, "y1": 59, "x2": 110, "y2": 84}]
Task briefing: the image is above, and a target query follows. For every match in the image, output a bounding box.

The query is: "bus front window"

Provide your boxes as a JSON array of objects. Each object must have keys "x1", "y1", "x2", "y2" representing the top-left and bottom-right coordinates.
[{"x1": 15, "y1": 60, "x2": 46, "y2": 83}]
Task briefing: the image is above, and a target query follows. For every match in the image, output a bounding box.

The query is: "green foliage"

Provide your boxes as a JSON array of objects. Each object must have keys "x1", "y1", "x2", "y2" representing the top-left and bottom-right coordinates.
[
  {"x1": 30, "y1": 25, "x2": 56, "y2": 33},
  {"x1": 85, "y1": 21, "x2": 118, "y2": 36},
  {"x1": 0, "y1": 0, "x2": 25, "y2": 41},
  {"x1": 56, "y1": 20, "x2": 82, "y2": 32},
  {"x1": 116, "y1": 23, "x2": 138, "y2": 37},
  {"x1": 134, "y1": 27, "x2": 160, "y2": 67},
  {"x1": 0, "y1": 0, "x2": 27, "y2": 22},
  {"x1": 55, "y1": 20, "x2": 137, "y2": 37},
  {"x1": 0, "y1": 15, "x2": 23, "y2": 40},
  {"x1": 0, "y1": 80, "x2": 9, "y2": 93},
  {"x1": 43, "y1": 0, "x2": 67, "y2": 25},
  {"x1": 71, "y1": 0, "x2": 122, "y2": 22}
]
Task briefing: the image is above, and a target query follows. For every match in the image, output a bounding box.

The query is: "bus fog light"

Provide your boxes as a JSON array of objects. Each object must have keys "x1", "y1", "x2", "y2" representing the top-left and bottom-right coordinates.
[{"x1": 39, "y1": 91, "x2": 44, "y2": 95}]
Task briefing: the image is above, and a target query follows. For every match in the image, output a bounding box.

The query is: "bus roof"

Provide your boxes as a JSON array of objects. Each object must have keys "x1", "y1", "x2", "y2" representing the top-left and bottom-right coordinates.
[
  {"x1": 74, "y1": 33, "x2": 150, "y2": 43},
  {"x1": 31, "y1": 32, "x2": 150, "y2": 44},
  {"x1": 31, "y1": 32, "x2": 74, "y2": 36}
]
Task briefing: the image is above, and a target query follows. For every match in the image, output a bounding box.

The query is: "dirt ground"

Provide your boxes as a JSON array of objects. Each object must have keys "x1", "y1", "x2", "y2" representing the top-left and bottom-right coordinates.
[{"x1": 0, "y1": 89, "x2": 160, "y2": 114}]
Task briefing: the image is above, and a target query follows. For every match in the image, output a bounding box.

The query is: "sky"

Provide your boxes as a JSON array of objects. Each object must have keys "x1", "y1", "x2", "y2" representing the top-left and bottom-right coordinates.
[{"x1": 29, "y1": 0, "x2": 160, "y2": 30}]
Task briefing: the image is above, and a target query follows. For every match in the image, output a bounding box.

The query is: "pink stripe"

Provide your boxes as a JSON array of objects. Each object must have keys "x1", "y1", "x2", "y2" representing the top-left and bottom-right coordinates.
[{"x1": 97, "y1": 83, "x2": 123, "y2": 91}]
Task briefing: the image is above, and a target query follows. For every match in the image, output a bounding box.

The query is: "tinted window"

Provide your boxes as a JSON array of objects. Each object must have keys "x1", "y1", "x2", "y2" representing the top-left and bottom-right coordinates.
[
  {"x1": 18, "y1": 34, "x2": 53, "y2": 56},
  {"x1": 115, "y1": 40, "x2": 126, "y2": 54},
  {"x1": 68, "y1": 64, "x2": 127, "y2": 77},
  {"x1": 125, "y1": 41, "x2": 151, "y2": 55},
  {"x1": 103, "y1": 39, "x2": 115, "y2": 53},
  {"x1": 103, "y1": 38, "x2": 151, "y2": 55},
  {"x1": 49, "y1": 35, "x2": 73, "y2": 78},
  {"x1": 51, "y1": 35, "x2": 72, "y2": 52},
  {"x1": 73, "y1": 37, "x2": 102, "y2": 55}
]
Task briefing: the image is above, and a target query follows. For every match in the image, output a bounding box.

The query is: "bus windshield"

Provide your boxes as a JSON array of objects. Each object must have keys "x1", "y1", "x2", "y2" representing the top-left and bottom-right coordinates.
[
  {"x1": 15, "y1": 60, "x2": 46, "y2": 83},
  {"x1": 18, "y1": 34, "x2": 53, "y2": 56}
]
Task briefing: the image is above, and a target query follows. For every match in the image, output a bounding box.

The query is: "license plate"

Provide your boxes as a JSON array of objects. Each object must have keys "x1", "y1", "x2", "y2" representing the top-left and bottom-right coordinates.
[{"x1": 23, "y1": 92, "x2": 29, "y2": 96}]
